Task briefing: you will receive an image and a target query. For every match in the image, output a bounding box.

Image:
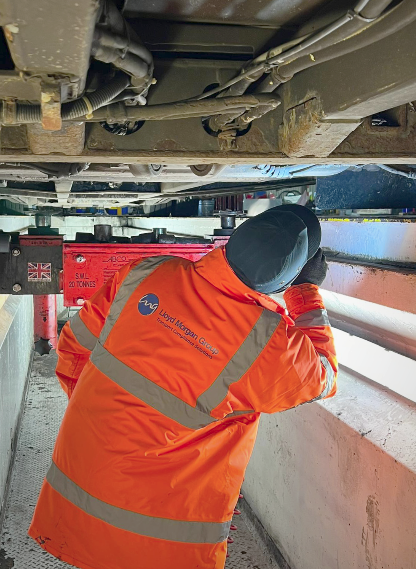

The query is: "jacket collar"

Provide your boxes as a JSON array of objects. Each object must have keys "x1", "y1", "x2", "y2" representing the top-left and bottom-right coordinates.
[{"x1": 193, "y1": 247, "x2": 288, "y2": 317}]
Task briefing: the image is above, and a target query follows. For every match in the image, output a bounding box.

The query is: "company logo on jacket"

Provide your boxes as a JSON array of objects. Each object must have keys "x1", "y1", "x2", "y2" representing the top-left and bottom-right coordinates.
[{"x1": 138, "y1": 294, "x2": 159, "y2": 315}]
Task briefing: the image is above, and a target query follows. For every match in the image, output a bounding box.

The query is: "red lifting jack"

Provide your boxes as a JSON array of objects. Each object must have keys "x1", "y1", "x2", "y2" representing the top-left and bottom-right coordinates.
[
  {"x1": 34, "y1": 295, "x2": 57, "y2": 355},
  {"x1": 0, "y1": 217, "x2": 235, "y2": 354}
]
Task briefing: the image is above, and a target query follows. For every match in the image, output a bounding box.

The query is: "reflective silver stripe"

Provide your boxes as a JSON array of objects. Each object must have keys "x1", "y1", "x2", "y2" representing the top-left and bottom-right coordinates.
[
  {"x1": 314, "y1": 355, "x2": 336, "y2": 400},
  {"x1": 46, "y1": 461, "x2": 230, "y2": 544},
  {"x1": 196, "y1": 310, "x2": 282, "y2": 414},
  {"x1": 294, "y1": 309, "x2": 330, "y2": 328},
  {"x1": 69, "y1": 312, "x2": 97, "y2": 352},
  {"x1": 100, "y1": 256, "x2": 173, "y2": 344},
  {"x1": 96, "y1": 257, "x2": 280, "y2": 424},
  {"x1": 91, "y1": 343, "x2": 216, "y2": 430}
]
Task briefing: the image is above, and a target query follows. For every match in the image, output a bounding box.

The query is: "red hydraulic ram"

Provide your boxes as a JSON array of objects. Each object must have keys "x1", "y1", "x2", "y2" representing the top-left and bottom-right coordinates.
[{"x1": 34, "y1": 294, "x2": 57, "y2": 354}]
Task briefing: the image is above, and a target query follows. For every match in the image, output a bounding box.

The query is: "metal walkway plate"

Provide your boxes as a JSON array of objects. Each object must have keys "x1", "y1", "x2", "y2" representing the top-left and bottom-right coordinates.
[{"x1": 0, "y1": 353, "x2": 281, "y2": 569}]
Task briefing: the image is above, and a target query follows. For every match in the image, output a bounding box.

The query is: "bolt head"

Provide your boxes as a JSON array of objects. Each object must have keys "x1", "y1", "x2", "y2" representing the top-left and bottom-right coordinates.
[
  {"x1": 76, "y1": 254, "x2": 85, "y2": 263},
  {"x1": 76, "y1": 298, "x2": 85, "y2": 306},
  {"x1": 12, "y1": 283, "x2": 22, "y2": 292},
  {"x1": 12, "y1": 248, "x2": 20, "y2": 256}
]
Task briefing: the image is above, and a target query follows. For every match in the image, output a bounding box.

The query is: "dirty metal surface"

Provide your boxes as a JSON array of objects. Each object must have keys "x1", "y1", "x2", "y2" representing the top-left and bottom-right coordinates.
[
  {"x1": 0, "y1": 0, "x2": 98, "y2": 97},
  {"x1": 278, "y1": 16, "x2": 416, "y2": 122},
  {"x1": 123, "y1": 0, "x2": 330, "y2": 27},
  {"x1": 0, "y1": 353, "x2": 282, "y2": 569},
  {"x1": 334, "y1": 106, "x2": 416, "y2": 158},
  {"x1": 278, "y1": 97, "x2": 360, "y2": 158},
  {"x1": 27, "y1": 123, "x2": 85, "y2": 156}
]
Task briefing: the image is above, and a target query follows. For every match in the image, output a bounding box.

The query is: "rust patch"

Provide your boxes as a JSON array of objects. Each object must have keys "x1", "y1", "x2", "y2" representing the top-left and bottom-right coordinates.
[
  {"x1": 28, "y1": 123, "x2": 85, "y2": 155},
  {"x1": 153, "y1": 139, "x2": 186, "y2": 151},
  {"x1": 363, "y1": 495, "x2": 380, "y2": 569},
  {"x1": 40, "y1": 85, "x2": 62, "y2": 132},
  {"x1": 279, "y1": 98, "x2": 360, "y2": 158}
]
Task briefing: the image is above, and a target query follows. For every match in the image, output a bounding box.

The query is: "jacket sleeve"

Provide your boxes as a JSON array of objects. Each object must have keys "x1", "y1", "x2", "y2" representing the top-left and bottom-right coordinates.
[
  {"x1": 214, "y1": 284, "x2": 338, "y2": 417},
  {"x1": 56, "y1": 261, "x2": 137, "y2": 398}
]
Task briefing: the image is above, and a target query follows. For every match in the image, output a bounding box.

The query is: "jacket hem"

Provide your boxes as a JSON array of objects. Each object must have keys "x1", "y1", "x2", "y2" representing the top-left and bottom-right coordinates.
[{"x1": 28, "y1": 527, "x2": 105, "y2": 569}]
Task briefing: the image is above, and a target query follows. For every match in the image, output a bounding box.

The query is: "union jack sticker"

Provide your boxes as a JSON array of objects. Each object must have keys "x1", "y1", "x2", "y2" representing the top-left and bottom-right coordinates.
[{"x1": 28, "y1": 262, "x2": 52, "y2": 282}]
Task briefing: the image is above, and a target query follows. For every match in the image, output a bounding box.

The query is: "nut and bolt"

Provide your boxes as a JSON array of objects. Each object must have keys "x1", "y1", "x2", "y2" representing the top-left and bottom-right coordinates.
[
  {"x1": 12, "y1": 283, "x2": 22, "y2": 292},
  {"x1": 76, "y1": 298, "x2": 85, "y2": 306},
  {"x1": 12, "y1": 248, "x2": 20, "y2": 256},
  {"x1": 76, "y1": 254, "x2": 85, "y2": 263}
]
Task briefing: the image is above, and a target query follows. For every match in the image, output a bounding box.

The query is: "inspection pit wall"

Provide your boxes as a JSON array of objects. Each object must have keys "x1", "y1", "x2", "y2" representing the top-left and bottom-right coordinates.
[
  {"x1": 0, "y1": 296, "x2": 33, "y2": 514},
  {"x1": 243, "y1": 368, "x2": 416, "y2": 569}
]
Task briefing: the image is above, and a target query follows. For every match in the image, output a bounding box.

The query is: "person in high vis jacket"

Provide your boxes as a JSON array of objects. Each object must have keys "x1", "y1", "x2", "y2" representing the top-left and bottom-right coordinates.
[{"x1": 29, "y1": 204, "x2": 337, "y2": 569}]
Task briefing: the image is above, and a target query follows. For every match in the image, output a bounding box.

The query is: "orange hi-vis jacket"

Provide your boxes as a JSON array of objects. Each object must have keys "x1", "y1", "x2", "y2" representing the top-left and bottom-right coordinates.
[{"x1": 29, "y1": 247, "x2": 337, "y2": 569}]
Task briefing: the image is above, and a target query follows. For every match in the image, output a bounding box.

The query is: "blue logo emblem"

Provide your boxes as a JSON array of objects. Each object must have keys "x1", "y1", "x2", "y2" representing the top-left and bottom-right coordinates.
[{"x1": 138, "y1": 294, "x2": 159, "y2": 316}]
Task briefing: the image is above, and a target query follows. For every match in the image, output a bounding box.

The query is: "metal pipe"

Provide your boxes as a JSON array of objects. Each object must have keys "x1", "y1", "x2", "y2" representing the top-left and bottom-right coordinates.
[
  {"x1": 277, "y1": 0, "x2": 416, "y2": 81},
  {"x1": 14, "y1": 74, "x2": 131, "y2": 123},
  {"x1": 355, "y1": 0, "x2": 394, "y2": 18},
  {"x1": 188, "y1": 7, "x2": 367, "y2": 101},
  {"x1": 93, "y1": 28, "x2": 153, "y2": 67},
  {"x1": 209, "y1": 96, "x2": 281, "y2": 131},
  {"x1": 108, "y1": 52, "x2": 149, "y2": 78},
  {"x1": 207, "y1": 67, "x2": 267, "y2": 130},
  {"x1": 268, "y1": 11, "x2": 357, "y2": 66},
  {"x1": 188, "y1": 0, "x2": 400, "y2": 102},
  {"x1": 2, "y1": 94, "x2": 278, "y2": 126},
  {"x1": 92, "y1": 30, "x2": 152, "y2": 77},
  {"x1": 84, "y1": 94, "x2": 281, "y2": 123},
  {"x1": 94, "y1": 224, "x2": 113, "y2": 242},
  {"x1": 35, "y1": 213, "x2": 51, "y2": 227}
]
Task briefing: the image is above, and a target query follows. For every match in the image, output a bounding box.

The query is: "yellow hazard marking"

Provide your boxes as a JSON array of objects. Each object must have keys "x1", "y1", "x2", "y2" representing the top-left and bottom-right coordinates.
[{"x1": 322, "y1": 218, "x2": 383, "y2": 223}]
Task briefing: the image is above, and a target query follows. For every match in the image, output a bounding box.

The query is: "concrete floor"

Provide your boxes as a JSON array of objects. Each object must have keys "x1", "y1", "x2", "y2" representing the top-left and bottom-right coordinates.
[{"x1": 0, "y1": 353, "x2": 281, "y2": 569}]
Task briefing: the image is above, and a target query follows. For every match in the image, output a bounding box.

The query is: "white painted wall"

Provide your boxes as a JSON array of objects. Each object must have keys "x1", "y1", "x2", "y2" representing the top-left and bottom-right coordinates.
[
  {"x1": 244, "y1": 368, "x2": 416, "y2": 569},
  {"x1": 0, "y1": 296, "x2": 33, "y2": 513},
  {"x1": 320, "y1": 219, "x2": 416, "y2": 264}
]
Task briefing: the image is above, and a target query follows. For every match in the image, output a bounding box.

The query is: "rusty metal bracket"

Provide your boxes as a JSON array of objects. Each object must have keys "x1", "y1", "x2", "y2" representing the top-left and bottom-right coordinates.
[
  {"x1": 40, "y1": 83, "x2": 62, "y2": 131},
  {"x1": 278, "y1": 97, "x2": 361, "y2": 158}
]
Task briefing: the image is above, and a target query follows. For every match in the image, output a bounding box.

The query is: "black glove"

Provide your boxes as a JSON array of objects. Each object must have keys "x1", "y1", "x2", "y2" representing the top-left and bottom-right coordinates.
[{"x1": 292, "y1": 248, "x2": 328, "y2": 287}]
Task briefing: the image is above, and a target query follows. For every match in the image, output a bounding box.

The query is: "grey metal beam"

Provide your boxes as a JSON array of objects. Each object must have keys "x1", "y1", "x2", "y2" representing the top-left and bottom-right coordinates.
[{"x1": 277, "y1": 18, "x2": 416, "y2": 157}]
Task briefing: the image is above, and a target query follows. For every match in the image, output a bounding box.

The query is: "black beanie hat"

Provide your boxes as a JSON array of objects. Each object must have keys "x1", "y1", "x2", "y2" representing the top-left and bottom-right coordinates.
[{"x1": 225, "y1": 204, "x2": 321, "y2": 294}]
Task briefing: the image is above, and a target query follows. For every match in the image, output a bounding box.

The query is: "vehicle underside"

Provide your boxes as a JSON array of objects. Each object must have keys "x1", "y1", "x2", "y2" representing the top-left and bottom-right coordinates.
[{"x1": 0, "y1": 0, "x2": 415, "y2": 211}]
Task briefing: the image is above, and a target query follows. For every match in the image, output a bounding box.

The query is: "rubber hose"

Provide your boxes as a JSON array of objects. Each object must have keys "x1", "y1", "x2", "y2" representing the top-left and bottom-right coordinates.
[
  {"x1": 15, "y1": 104, "x2": 41, "y2": 123},
  {"x1": 62, "y1": 73, "x2": 131, "y2": 119},
  {"x1": 15, "y1": 74, "x2": 131, "y2": 123},
  {"x1": 93, "y1": 28, "x2": 153, "y2": 68}
]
